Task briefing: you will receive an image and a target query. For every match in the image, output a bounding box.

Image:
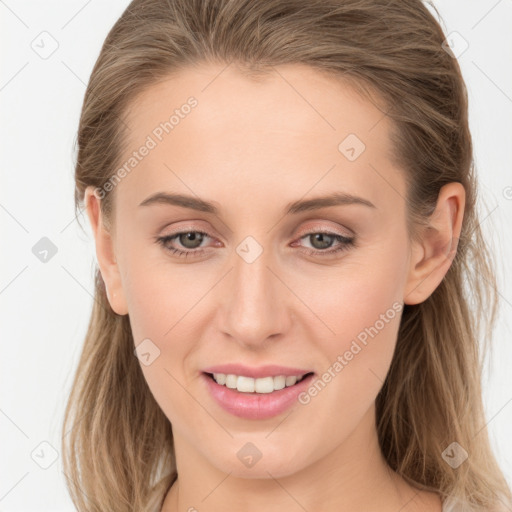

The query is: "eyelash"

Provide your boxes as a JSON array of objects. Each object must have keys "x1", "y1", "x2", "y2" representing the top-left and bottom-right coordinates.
[{"x1": 155, "y1": 229, "x2": 355, "y2": 259}]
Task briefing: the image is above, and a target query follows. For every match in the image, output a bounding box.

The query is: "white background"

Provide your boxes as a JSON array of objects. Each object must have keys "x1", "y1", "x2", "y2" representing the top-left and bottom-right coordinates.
[{"x1": 1, "y1": 1, "x2": 511, "y2": 510}]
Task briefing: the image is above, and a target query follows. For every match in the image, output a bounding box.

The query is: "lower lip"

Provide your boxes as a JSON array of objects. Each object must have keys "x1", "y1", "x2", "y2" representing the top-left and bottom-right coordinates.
[{"x1": 202, "y1": 372, "x2": 315, "y2": 420}]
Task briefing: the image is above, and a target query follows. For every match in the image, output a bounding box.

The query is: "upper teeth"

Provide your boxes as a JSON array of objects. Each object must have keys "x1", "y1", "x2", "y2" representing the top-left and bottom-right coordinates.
[{"x1": 212, "y1": 373, "x2": 307, "y2": 393}]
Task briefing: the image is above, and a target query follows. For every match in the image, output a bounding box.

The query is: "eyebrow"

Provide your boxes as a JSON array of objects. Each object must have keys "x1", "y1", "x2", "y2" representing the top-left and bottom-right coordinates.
[{"x1": 138, "y1": 191, "x2": 376, "y2": 215}]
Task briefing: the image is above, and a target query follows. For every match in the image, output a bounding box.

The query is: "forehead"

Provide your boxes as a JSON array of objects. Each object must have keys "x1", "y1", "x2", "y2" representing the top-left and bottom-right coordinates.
[{"x1": 116, "y1": 62, "x2": 404, "y2": 213}]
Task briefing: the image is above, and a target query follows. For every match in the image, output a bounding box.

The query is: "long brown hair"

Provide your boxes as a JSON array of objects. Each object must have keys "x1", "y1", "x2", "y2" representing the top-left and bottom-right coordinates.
[{"x1": 62, "y1": 1, "x2": 512, "y2": 510}]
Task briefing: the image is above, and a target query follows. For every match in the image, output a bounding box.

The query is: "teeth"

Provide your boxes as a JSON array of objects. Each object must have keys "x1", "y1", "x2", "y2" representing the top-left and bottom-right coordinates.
[
  {"x1": 285, "y1": 376, "x2": 297, "y2": 386},
  {"x1": 215, "y1": 373, "x2": 227, "y2": 386},
  {"x1": 212, "y1": 373, "x2": 308, "y2": 393}
]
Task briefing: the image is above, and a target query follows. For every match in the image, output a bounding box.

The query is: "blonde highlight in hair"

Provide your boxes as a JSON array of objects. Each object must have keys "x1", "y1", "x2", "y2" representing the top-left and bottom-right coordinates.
[{"x1": 63, "y1": 1, "x2": 512, "y2": 510}]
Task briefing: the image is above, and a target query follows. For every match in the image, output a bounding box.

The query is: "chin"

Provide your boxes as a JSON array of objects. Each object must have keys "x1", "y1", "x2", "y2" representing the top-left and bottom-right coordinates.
[{"x1": 207, "y1": 439, "x2": 311, "y2": 480}]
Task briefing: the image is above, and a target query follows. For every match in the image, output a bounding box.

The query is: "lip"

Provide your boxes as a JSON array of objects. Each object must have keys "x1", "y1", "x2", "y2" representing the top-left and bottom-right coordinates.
[
  {"x1": 202, "y1": 364, "x2": 313, "y2": 379},
  {"x1": 201, "y1": 371, "x2": 315, "y2": 420}
]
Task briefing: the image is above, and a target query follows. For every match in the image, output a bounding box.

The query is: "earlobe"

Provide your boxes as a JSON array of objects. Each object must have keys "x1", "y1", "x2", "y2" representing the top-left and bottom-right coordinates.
[
  {"x1": 404, "y1": 182, "x2": 465, "y2": 305},
  {"x1": 84, "y1": 186, "x2": 129, "y2": 316}
]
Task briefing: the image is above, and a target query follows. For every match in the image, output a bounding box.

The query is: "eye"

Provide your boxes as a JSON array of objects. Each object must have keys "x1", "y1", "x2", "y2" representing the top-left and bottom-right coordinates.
[
  {"x1": 155, "y1": 229, "x2": 356, "y2": 259},
  {"x1": 156, "y1": 230, "x2": 212, "y2": 258},
  {"x1": 293, "y1": 231, "x2": 355, "y2": 257}
]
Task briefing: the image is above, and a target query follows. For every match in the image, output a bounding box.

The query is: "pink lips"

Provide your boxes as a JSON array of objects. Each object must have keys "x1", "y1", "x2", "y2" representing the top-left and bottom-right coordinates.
[{"x1": 201, "y1": 366, "x2": 315, "y2": 420}]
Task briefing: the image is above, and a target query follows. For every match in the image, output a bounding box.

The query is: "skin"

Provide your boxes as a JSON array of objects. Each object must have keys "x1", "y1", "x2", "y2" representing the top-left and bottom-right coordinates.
[{"x1": 85, "y1": 62, "x2": 464, "y2": 512}]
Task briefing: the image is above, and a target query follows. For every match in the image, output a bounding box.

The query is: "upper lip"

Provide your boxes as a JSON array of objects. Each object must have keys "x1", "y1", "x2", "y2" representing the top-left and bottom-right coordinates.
[{"x1": 202, "y1": 364, "x2": 314, "y2": 379}]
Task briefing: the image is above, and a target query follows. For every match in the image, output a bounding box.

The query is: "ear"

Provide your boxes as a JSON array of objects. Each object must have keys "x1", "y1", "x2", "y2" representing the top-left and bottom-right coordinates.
[
  {"x1": 404, "y1": 182, "x2": 465, "y2": 305},
  {"x1": 84, "y1": 186, "x2": 129, "y2": 315}
]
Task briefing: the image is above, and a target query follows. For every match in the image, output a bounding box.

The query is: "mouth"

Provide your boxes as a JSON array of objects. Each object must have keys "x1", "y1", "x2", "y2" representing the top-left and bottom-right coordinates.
[
  {"x1": 203, "y1": 371, "x2": 315, "y2": 394},
  {"x1": 202, "y1": 370, "x2": 316, "y2": 420}
]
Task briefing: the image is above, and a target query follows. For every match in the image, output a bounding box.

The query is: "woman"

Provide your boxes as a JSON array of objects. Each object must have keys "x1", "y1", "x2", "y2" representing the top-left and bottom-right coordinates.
[{"x1": 62, "y1": 0, "x2": 512, "y2": 511}]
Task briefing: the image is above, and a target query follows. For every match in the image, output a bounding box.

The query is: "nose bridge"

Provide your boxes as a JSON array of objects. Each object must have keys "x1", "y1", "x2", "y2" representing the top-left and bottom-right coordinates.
[{"x1": 218, "y1": 237, "x2": 289, "y2": 345}]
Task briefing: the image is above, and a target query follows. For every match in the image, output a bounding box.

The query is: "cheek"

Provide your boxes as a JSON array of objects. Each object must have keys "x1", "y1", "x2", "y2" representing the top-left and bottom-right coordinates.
[
  {"x1": 302, "y1": 238, "x2": 409, "y2": 394},
  {"x1": 316, "y1": 231, "x2": 408, "y2": 340},
  {"x1": 119, "y1": 249, "x2": 211, "y2": 410},
  {"x1": 120, "y1": 245, "x2": 204, "y2": 344},
  {"x1": 322, "y1": 266, "x2": 404, "y2": 357},
  {"x1": 122, "y1": 259, "x2": 205, "y2": 427}
]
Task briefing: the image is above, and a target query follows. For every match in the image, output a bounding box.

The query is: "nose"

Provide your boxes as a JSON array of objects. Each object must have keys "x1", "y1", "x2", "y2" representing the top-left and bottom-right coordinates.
[{"x1": 216, "y1": 243, "x2": 292, "y2": 350}]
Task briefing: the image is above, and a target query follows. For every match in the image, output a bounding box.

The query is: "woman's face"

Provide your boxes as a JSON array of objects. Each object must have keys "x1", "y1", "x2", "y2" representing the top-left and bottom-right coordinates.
[{"x1": 90, "y1": 62, "x2": 420, "y2": 478}]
